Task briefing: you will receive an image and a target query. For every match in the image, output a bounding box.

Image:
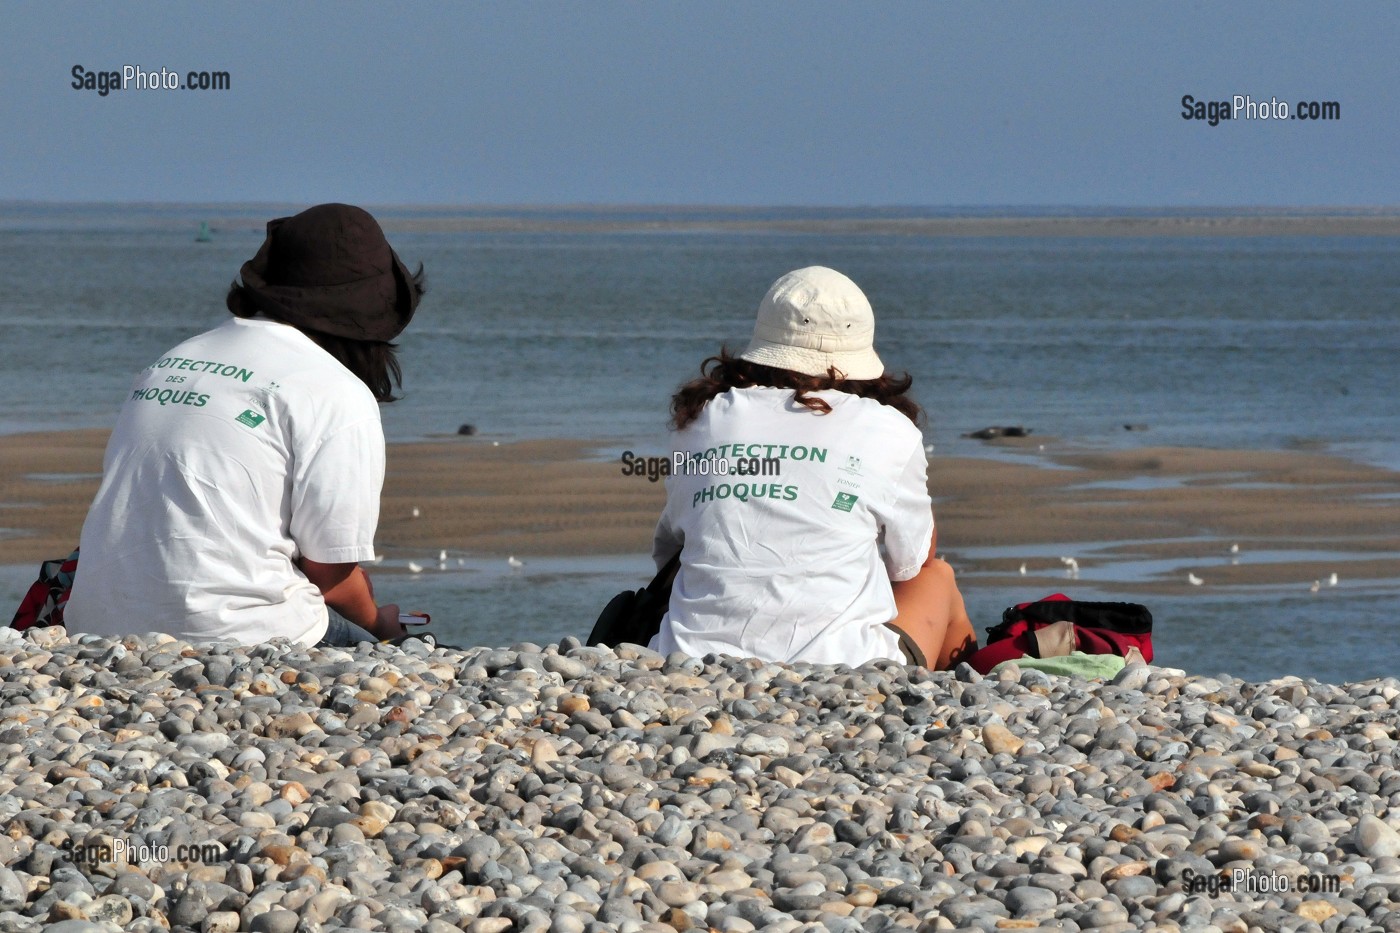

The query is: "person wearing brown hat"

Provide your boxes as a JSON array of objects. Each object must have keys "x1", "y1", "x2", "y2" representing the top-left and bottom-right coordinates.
[
  {"x1": 66, "y1": 203, "x2": 425, "y2": 647},
  {"x1": 650, "y1": 266, "x2": 977, "y2": 669}
]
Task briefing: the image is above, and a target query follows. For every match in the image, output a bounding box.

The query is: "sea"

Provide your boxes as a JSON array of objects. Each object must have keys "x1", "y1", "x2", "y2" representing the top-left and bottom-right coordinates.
[{"x1": 1, "y1": 202, "x2": 1397, "y2": 684}]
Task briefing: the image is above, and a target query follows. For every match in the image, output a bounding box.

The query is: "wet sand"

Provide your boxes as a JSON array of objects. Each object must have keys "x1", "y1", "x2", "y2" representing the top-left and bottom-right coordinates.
[{"x1": 2, "y1": 430, "x2": 1397, "y2": 593}]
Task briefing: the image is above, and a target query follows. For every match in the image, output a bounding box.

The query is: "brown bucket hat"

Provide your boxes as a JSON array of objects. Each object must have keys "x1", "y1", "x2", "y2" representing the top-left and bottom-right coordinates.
[{"x1": 238, "y1": 203, "x2": 419, "y2": 342}]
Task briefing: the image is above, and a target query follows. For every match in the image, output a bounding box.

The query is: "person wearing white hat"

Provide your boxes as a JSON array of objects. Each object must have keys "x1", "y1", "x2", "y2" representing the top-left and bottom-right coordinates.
[{"x1": 650, "y1": 266, "x2": 976, "y2": 668}]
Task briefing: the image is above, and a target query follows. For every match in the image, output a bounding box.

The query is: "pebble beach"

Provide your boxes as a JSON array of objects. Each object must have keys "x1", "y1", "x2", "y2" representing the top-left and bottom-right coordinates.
[{"x1": 3, "y1": 626, "x2": 1399, "y2": 933}]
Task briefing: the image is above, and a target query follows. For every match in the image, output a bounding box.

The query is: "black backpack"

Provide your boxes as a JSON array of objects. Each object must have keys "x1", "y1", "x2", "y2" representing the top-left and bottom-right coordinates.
[{"x1": 586, "y1": 553, "x2": 680, "y2": 648}]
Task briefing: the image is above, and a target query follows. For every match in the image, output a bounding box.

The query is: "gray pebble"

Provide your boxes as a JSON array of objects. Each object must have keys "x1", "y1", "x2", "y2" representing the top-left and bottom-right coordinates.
[
  {"x1": 248, "y1": 908, "x2": 300, "y2": 933},
  {"x1": 1005, "y1": 884, "x2": 1059, "y2": 915},
  {"x1": 1355, "y1": 815, "x2": 1400, "y2": 859},
  {"x1": 0, "y1": 868, "x2": 26, "y2": 913}
]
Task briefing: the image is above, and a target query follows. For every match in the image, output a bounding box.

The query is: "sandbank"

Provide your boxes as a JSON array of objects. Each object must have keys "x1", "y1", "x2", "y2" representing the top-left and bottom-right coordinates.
[
  {"x1": 2, "y1": 430, "x2": 1397, "y2": 596},
  {"x1": 165, "y1": 206, "x2": 1400, "y2": 238}
]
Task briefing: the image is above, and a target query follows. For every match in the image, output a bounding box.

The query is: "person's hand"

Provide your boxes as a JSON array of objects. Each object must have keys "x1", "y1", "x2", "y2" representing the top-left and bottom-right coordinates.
[{"x1": 372, "y1": 602, "x2": 406, "y2": 640}]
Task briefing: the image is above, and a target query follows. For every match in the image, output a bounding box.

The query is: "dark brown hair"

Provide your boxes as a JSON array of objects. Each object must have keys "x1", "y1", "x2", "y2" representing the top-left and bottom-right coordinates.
[
  {"x1": 670, "y1": 348, "x2": 923, "y2": 430},
  {"x1": 225, "y1": 269, "x2": 424, "y2": 403}
]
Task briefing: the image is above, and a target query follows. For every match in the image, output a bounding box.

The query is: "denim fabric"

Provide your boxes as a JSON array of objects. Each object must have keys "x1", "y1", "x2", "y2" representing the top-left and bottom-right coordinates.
[{"x1": 318, "y1": 616, "x2": 378, "y2": 647}]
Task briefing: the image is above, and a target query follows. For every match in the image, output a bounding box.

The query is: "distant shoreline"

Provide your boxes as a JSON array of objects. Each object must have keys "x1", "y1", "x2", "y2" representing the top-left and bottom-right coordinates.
[{"x1": 3, "y1": 202, "x2": 1400, "y2": 237}]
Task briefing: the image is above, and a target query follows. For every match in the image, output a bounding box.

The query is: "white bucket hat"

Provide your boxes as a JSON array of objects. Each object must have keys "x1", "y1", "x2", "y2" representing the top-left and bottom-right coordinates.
[{"x1": 738, "y1": 266, "x2": 885, "y2": 380}]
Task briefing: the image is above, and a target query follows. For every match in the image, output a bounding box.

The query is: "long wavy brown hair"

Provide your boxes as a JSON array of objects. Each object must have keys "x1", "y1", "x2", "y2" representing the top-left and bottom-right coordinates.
[{"x1": 670, "y1": 348, "x2": 923, "y2": 430}]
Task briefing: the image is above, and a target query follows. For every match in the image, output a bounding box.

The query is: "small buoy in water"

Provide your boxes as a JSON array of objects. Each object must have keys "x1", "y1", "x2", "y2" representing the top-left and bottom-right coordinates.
[{"x1": 457, "y1": 424, "x2": 477, "y2": 436}]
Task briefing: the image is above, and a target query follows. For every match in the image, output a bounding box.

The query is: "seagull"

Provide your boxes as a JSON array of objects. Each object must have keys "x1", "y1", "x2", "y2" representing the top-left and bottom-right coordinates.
[
  {"x1": 1328, "y1": 572, "x2": 1339, "y2": 586},
  {"x1": 1187, "y1": 573, "x2": 1204, "y2": 586},
  {"x1": 507, "y1": 555, "x2": 524, "y2": 569},
  {"x1": 439, "y1": 549, "x2": 448, "y2": 562},
  {"x1": 1309, "y1": 579, "x2": 1321, "y2": 593},
  {"x1": 370, "y1": 553, "x2": 383, "y2": 565},
  {"x1": 411, "y1": 507, "x2": 421, "y2": 518},
  {"x1": 924, "y1": 443, "x2": 935, "y2": 455},
  {"x1": 1229, "y1": 543, "x2": 1240, "y2": 554},
  {"x1": 1060, "y1": 556, "x2": 1079, "y2": 578},
  {"x1": 407, "y1": 561, "x2": 423, "y2": 574},
  {"x1": 1019, "y1": 563, "x2": 1027, "y2": 575}
]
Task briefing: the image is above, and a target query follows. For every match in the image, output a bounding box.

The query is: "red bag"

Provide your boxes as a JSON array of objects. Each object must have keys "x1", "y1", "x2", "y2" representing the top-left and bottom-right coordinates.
[
  {"x1": 9, "y1": 549, "x2": 79, "y2": 631},
  {"x1": 966, "y1": 593, "x2": 1153, "y2": 674}
]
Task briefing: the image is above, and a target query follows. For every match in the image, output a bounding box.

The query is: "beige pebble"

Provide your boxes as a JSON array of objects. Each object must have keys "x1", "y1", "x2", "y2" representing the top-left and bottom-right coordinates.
[
  {"x1": 655, "y1": 880, "x2": 702, "y2": 908},
  {"x1": 360, "y1": 800, "x2": 396, "y2": 822},
  {"x1": 48, "y1": 901, "x2": 85, "y2": 922},
  {"x1": 279, "y1": 862, "x2": 327, "y2": 883},
  {"x1": 1296, "y1": 901, "x2": 1338, "y2": 923},
  {"x1": 1101, "y1": 861, "x2": 1150, "y2": 880},
  {"x1": 238, "y1": 811, "x2": 276, "y2": 830},
  {"x1": 204, "y1": 912, "x2": 240, "y2": 933},
  {"x1": 637, "y1": 861, "x2": 682, "y2": 882},
  {"x1": 530, "y1": 739, "x2": 559, "y2": 769},
  {"x1": 702, "y1": 869, "x2": 753, "y2": 894},
  {"x1": 351, "y1": 815, "x2": 388, "y2": 837},
  {"x1": 280, "y1": 781, "x2": 309, "y2": 806},
  {"x1": 982, "y1": 723, "x2": 1024, "y2": 756},
  {"x1": 1009, "y1": 836, "x2": 1050, "y2": 858},
  {"x1": 1138, "y1": 811, "x2": 1166, "y2": 830},
  {"x1": 243, "y1": 782, "x2": 273, "y2": 807},
  {"x1": 558, "y1": 695, "x2": 590, "y2": 715},
  {"x1": 344, "y1": 748, "x2": 375, "y2": 767}
]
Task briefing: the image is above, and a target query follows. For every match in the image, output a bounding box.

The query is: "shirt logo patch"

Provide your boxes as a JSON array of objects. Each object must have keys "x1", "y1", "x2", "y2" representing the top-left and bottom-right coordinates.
[
  {"x1": 831, "y1": 492, "x2": 859, "y2": 512},
  {"x1": 235, "y1": 409, "x2": 266, "y2": 428}
]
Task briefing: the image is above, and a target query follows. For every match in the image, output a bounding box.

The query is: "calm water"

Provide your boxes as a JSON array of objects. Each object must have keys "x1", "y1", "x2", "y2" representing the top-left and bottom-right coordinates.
[{"x1": 2, "y1": 204, "x2": 1398, "y2": 682}]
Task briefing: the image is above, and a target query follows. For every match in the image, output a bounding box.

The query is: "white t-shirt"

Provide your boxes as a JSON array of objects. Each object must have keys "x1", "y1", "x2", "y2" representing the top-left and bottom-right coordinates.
[
  {"x1": 66, "y1": 317, "x2": 384, "y2": 646},
  {"x1": 650, "y1": 386, "x2": 933, "y2": 665}
]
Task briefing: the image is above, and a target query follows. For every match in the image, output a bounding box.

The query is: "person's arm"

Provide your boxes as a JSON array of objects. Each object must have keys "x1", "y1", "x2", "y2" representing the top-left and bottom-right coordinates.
[
  {"x1": 889, "y1": 547, "x2": 978, "y2": 670},
  {"x1": 299, "y1": 558, "x2": 404, "y2": 639}
]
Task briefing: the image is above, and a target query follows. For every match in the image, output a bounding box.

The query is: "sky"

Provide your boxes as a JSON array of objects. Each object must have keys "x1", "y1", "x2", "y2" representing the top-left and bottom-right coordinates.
[{"x1": 3, "y1": 2, "x2": 1397, "y2": 207}]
